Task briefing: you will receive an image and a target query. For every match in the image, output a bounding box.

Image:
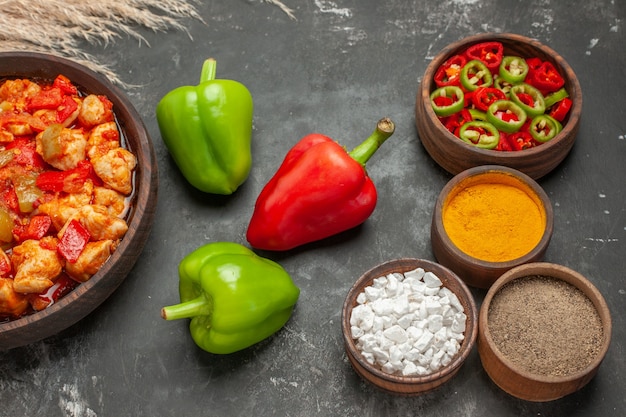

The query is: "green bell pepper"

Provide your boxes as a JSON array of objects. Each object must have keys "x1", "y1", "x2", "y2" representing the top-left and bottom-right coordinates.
[
  {"x1": 156, "y1": 59, "x2": 253, "y2": 195},
  {"x1": 161, "y1": 242, "x2": 300, "y2": 354}
]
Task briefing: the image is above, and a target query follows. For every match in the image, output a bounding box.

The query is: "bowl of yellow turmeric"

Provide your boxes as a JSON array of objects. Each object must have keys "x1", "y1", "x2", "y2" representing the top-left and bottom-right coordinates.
[{"x1": 430, "y1": 165, "x2": 553, "y2": 289}]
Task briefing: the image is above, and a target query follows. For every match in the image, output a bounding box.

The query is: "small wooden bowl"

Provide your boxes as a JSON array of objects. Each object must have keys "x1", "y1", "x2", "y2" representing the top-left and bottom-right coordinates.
[
  {"x1": 415, "y1": 33, "x2": 582, "y2": 180},
  {"x1": 431, "y1": 165, "x2": 553, "y2": 289},
  {"x1": 342, "y1": 258, "x2": 478, "y2": 395},
  {"x1": 0, "y1": 52, "x2": 159, "y2": 350},
  {"x1": 478, "y1": 262, "x2": 612, "y2": 402}
]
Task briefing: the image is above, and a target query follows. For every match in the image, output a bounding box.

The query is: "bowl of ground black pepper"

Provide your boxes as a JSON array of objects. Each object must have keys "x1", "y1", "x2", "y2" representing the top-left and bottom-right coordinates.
[
  {"x1": 431, "y1": 165, "x2": 553, "y2": 288},
  {"x1": 478, "y1": 262, "x2": 612, "y2": 402}
]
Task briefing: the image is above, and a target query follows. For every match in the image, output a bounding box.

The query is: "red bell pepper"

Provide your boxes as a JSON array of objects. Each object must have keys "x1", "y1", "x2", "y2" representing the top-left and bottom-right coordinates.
[
  {"x1": 57, "y1": 219, "x2": 90, "y2": 263},
  {"x1": 28, "y1": 273, "x2": 78, "y2": 311},
  {"x1": 15, "y1": 214, "x2": 52, "y2": 242},
  {"x1": 4, "y1": 137, "x2": 47, "y2": 169},
  {"x1": 246, "y1": 118, "x2": 395, "y2": 251},
  {"x1": 465, "y1": 41, "x2": 504, "y2": 72},
  {"x1": 27, "y1": 87, "x2": 64, "y2": 112},
  {"x1": 56, "y1": 96, "x2": 79, "y2": 124},
  {"x1": 52, "y1": 74, "x2": 78, "y2": 96},
  {"x1": 36, "y1": 160, "x2": 102, "y2": 193}
]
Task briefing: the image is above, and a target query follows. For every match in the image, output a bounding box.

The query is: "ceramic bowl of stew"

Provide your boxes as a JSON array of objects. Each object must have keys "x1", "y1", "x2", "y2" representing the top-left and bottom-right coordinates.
[
  {"x1": 341, "y1": 258, "x2": 478, "y2": 395},
  {"x1": 415, "y1": 32, "x2": 582, "y2": 180},
  {"x1": 478, "y1": 262, "x2": 612, "y2": 402},
  {"x1": 430, "y1": 165, "x2": 553, "y2": 289},
  {"x1": 0, "y1": 52, "x2": 158, "y2": 349}
]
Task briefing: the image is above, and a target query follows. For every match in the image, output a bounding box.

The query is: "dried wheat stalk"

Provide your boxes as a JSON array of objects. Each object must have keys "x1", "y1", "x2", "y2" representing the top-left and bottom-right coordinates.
[{"x1": 0, "y1": 0, "x2": 296, "y2": 87}]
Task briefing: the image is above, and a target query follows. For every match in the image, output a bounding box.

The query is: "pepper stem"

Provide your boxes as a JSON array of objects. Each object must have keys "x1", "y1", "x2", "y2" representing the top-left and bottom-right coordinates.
[
  {"x1": 348, "y1": 117, "x2": 395, "y2": 167},
  {"x1": 161, "y1": 295, "x2": 212, "y2": 321},
  {"x1": 199, "y1": 58, "x2": 217, "y2": 83}
]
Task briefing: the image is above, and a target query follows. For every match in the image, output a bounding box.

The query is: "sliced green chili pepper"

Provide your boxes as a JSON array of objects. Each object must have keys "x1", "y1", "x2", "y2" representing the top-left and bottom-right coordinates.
[
  {"x1": 499, "y1": 56, "x2": 529, "y2": 84},
  {"x1": 469, "y1": 108, "x2": 487, "y2": 121},
  {"x1": 494, "y1": 75, "x2": 513, "y2": 98},
  {"x1": 430, "y1": 86, "x2": 464, "y2": 117},
  {"x1": 486, "y1": 100, "x2": 527, "y2": 133},
  {"x1": 510, "y1": 83, "x2": 546, "y2": 118},
  {"x1": 460, "y1": 60, "x2": 493, "y2": 92},
  {"x1": 529, "y1": 114, "x2": 562, "y2": 142},
  {"x1": 543, "y1": 88, "x2": 569, "y2": 108},
  {"x1": 458, "y1": 121, "x2": 500, "y2": 149}
]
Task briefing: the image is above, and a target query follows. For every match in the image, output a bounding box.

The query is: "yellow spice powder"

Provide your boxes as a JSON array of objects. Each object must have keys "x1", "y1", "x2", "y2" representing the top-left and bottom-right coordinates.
[{"x1": 442, "y1": 179, "x2": 545, "y2": 262}]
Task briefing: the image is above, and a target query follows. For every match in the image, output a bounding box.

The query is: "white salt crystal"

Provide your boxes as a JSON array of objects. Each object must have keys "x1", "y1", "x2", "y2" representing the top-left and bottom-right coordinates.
[
  {"x1": 423, "y1": 271, "x2": 442, "y2": 288},
  {"x1": 414, "y1": 329, "x2": 434, "y2": 352},
  {"x1": 349, "y1": 267, "x2": 468, "y2": 378},
  {"x1": 383, "y1": 325, "x2": 408, "y2": 344}
]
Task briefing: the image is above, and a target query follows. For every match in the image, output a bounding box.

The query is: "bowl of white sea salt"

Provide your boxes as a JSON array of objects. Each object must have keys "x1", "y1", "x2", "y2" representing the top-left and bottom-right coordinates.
[{"x1": 341, "y1": 258, "x2": 478, "y2": 395}]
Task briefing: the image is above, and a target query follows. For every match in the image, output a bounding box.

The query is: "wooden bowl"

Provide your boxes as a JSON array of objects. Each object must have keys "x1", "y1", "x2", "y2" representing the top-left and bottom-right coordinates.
[
  {"x1": 0, "y1": 52, "x2": 159, "y2": 350},
  {"x1": 431, "y1": 165, "x2": 553, "y2": 289},
  {"x1": 342, "y1": 258, "x2": 478, "y2": 395},
  {"x1": 478, "y1": 262, "x2": 612, "y2": 402},
  {"x1": 415, "y1": 33, "x2": 582, "y2": 180}
]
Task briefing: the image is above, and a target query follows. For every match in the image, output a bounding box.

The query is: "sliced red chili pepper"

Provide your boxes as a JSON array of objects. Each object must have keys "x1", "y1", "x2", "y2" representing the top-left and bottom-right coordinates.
[
  {"x1": 4, "y1": 137, "x2": 47, "y2": 169},
  {"x1": 515, "y1": 92, "x2": 535, "y2": 107},
  {"x1": 508, "y1": 131, "x2": 536, "y2": 151},
  {"x1": 28, "y1": 273, "x2": 78, "y2": 311},
  {"x1": 52, "y1": 74, "x2": 78, "y2": 96},
  {"x1": 442, "y1": 109, "x2": 472, "y2": 134},
  {"x1": 548, "y1": 97, "x2": 572, "y2": 122},
  {"x1": 14, "y1": 214, "x2": 52, "y2": 242},
  {"x1": 525, "y1": 57, "x2": 543, "y2": 82},
  {"x1": 56, "y1": 96, "x2": 79, "y2": 124},
  {"x1": 36, "y1": 160, "x2": 102, "y2": 193},
  {"x1": 57, "y1": 219, "x2": 91, "y2": 263},
  {"x1": 495, "y1": 132, "x2": 513, "y2": 152},
  {"x1": 465, "y1": 41, "x2": 504, "y2": 72},
  {"x1": 529, "y1": 61, "x2": 565, "y2": 94},
  {"x1": 472, "y1": 87, "x2": 506, "y2": 112},
  {"x1": 434, "y1": 54, "x2": 467, "y2": 87}
]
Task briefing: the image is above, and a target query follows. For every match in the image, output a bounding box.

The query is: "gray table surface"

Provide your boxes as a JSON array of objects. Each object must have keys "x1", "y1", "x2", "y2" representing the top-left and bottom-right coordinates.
[{"x1": 2, "y1": 1, "x2": 625, "y2": 416}]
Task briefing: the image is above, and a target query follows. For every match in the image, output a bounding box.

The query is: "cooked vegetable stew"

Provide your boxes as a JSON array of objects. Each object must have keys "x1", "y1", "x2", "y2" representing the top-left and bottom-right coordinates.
[{"x1": 0, "y1": 75, "x2": 136, "y2": 320}]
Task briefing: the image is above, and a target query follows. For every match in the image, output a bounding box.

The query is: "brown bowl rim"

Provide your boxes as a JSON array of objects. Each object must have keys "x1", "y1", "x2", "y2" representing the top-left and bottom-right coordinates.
[
  {"x1": 432, "y1": 165, "x2": 554, "y2": 270},
  {"x1": 341, "y1": 258, "x2": 478, "y2": 390},
  {"x1": 0, "y1": 52, "x2": 159, "y2": 349},
  {"x1": 416, "y1": 32, "x2": 582, "y2": 173},
  {"x1": 479, "y1": 262, "x2": 612, "y2": 383}
]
